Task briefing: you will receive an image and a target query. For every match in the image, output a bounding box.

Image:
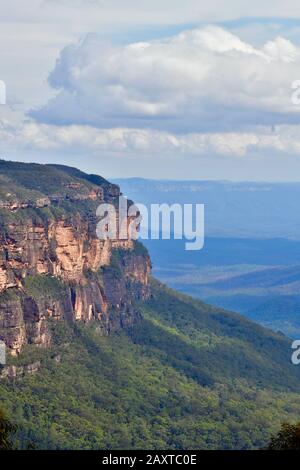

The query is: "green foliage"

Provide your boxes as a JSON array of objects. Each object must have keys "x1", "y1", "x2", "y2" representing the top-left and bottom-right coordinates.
[
  {"x1": 0, "y1": 160, "x2": 107, "y2": 231},
  {"x1": 0, "y1": 407, "x2": 16, "y2": 450},
  {"x1": 100, "y1": 249, "x2": 124, "y2": 280},
  {"x1": 0, "y1": 160, "x2": 94, "y2": 197},
  {"x1": 47, "y1": 164, "x2": 110, "y2": 189},
  {"x1": 132, "y1": 240, "x2": 149, "y2": 257},
  {"x1": 1, "y1": 282, "x2": 300, "y2": 449},
  {"x1": 0, "y1": 288, "x2": 20, "y2": 303},
  {"x1": 23, "y1": 275, "x2": 66, "y2": 301},
  {"x1": 135, "y1": 281, "x2": 300, "y2": 391},
  {"x1": 267, "y1": 422, "x2": 300, "y2": 450}
]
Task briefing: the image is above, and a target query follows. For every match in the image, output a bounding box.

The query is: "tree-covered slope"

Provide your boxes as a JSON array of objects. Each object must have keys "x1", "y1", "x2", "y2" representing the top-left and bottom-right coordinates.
[
  {"x1": 0, "y1": 159, "x2": 110, "y2": 200},
  {"x1": 1, "y1": 281, "x2": 300, "y2": 450}
]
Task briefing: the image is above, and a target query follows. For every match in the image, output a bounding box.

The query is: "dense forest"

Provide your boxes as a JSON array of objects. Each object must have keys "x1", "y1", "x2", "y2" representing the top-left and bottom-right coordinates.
[{"x1": 1, "y1": 280, "x2": 300, "y2": 449}]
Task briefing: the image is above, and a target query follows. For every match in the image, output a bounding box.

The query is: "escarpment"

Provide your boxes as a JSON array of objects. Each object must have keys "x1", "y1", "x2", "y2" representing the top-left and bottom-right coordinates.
[{"x1": 0, "y1": 161, "x2": 151, "y2": 356}]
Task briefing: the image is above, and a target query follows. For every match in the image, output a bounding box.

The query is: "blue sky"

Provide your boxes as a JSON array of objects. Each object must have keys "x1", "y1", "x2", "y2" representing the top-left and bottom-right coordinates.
[{"x1": 1, "y1": 1, "x2": 300, "y2": 180}]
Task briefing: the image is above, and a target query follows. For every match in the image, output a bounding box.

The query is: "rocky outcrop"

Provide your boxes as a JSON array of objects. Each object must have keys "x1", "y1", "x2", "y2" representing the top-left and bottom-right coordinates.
[
  {"x1": 0, "y1": 164, "x2": 151, "y2": 356},
  {"x1": 0, "y1": 187, "x2": 105, "y2": 212},
  {"x1": 0, "y1": 361, "x2": 42, "y2": 380}
]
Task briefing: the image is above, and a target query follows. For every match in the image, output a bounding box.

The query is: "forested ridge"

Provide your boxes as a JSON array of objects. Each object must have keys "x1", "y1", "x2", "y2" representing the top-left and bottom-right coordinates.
[{"x1": 1, "y1": 281, "x2": 300, "y2": 449}]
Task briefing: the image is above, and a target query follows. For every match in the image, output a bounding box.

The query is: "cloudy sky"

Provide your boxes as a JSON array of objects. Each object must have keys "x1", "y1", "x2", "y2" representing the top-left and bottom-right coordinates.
[{"x1": 2, "y1": 1, "x2": 300, "y2": 180}]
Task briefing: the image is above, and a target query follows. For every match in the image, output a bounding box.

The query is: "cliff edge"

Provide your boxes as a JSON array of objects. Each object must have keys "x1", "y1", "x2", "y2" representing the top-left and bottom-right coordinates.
[{"x1": 0, "y1": 161, "x2": 151, "y2": 355}]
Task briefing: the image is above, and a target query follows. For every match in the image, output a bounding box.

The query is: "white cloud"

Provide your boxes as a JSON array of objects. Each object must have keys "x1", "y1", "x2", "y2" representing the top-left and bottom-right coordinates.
[
  {"x1": 2, "y1": 121, "x2": 300, "y2": 159},
  {"x1": 30, "y1": 25, "x2": 300, "y2": 134},
  {"x1": 2, "y1": 6, "x2": 300, "y2": 170}
]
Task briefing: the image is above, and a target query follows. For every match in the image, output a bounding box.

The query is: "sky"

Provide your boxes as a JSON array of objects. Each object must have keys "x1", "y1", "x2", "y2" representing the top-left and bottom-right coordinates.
[{"x1": 1, "y1": 1, "x2": 300, "y2": 180}]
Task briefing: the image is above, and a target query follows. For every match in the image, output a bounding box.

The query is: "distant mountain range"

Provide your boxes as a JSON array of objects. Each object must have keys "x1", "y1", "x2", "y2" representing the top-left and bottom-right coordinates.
[
  {"x1": 114, "y1": 179, "x2": 300, "y2": 337},
  {"x1": 114, "y1": 178, "x2": 300, "y2": 239},
  {"x1": 141, "y1": 237, "x2": 300, "y2": 337}
]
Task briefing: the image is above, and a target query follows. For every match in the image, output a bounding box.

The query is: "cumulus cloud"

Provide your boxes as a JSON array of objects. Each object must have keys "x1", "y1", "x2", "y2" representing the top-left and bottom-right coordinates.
[
  {"x1": 4, "y1": 22, "x2": 300, "y2": 163},
  {"x1": 30, "y1": 25, "x2": 300, "y2": 134}
]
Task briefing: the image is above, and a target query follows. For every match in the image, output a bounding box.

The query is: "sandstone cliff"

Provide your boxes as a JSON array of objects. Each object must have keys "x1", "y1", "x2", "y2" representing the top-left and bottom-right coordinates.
[{"x1": 0, "y1": 161, "x2": 151, "y2": 356}]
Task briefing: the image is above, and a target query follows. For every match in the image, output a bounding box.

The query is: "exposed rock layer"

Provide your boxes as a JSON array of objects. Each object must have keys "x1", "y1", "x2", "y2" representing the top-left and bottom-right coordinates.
[{"x1": 0, "y1": 164, "x2": 151, "y2": 355}]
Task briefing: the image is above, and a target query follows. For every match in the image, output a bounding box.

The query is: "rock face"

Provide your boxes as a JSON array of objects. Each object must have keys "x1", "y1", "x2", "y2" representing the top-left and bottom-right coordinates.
[
  {"x1": 0, "y1": 361, "x2": 41, "y2": 380},
  {"x1": 0, "y1": 161, "x2": 151, "y2": 356}
]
